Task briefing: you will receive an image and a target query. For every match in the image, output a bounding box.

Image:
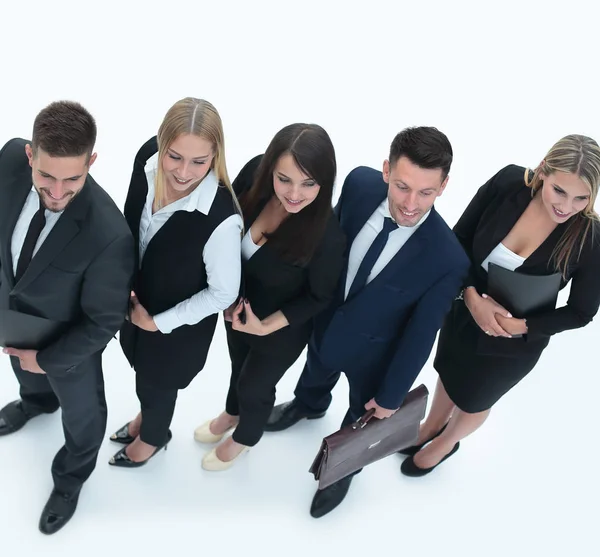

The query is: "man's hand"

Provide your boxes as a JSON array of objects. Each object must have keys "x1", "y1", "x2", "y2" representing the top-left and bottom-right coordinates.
[
  {"x1": 2, "y1": 348, "x2": 45, "y2": 374},
  {"x1": 364, "y1": 397, "x2": 398, "y2": 419}
]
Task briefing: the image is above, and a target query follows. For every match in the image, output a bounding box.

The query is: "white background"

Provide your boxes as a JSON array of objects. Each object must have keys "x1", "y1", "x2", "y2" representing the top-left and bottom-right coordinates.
[{"x1": 0, "y1": 1, "x2": 598, "y2": 555}]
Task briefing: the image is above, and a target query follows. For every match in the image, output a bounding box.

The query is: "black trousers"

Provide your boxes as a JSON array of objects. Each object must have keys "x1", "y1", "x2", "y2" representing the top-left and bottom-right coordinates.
[
  {"x1": 136, "y1": 373, "x2": 178, "y2": 447},
  {"x1": 11, "y1": 351, "x2": 107, "y2": 495},
  {"x1": 225, "y1": 322, "x2": 309, "y2": 446}
]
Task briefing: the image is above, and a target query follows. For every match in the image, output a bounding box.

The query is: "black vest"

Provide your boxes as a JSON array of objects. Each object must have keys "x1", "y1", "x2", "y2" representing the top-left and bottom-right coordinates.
[{"x1": 119, "y1": 137, "x2": 238, "y2": 388}]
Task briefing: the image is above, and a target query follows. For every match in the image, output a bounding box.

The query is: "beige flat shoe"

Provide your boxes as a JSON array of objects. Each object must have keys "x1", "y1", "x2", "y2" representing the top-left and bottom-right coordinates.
[
  {"x1": 201, "y1": 446, "x2": 250, "y2": 471},
  {"x1": 193, "y1": 419, "x2": 234, "y2": 444}
]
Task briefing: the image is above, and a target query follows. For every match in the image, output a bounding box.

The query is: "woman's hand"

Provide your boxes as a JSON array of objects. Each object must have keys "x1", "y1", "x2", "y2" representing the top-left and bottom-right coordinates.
[
  {"x1": 496, "y1": 314, "x2": 528, "y2": 336},
  {"x1": 223, "y1": 298, "x2": 239, "y2": 322},
  {"x1": 464, "y1": 288, "x2": 512, "y2": 338},
  {"x1": 129, "y1": 291, "x2": 158, "y2": 332},
  {"x1": 232, "y1": 299, "x2": 268, "y2": 336}
]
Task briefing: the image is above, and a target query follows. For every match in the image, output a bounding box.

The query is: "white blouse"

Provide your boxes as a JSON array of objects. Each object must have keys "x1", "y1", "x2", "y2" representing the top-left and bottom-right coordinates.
[
  {"x1": 241, "y1": 227, "x2": 261, "y2": 261},
  {"x1": 481, "y1": 242, "x2": 525, "y2": 272}
]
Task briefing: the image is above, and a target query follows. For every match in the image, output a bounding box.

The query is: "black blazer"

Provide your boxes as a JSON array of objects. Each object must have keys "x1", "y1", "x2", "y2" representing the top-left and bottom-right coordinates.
[
  {"x1": 454, "y1": 164, "x2": 600, "y2": 348},
  {"x1": 0, "y1": 138, "x2": 135, "y2": 376},
  {"x1": 232, "y1": 156, "x2": 346, "y2": 338}
]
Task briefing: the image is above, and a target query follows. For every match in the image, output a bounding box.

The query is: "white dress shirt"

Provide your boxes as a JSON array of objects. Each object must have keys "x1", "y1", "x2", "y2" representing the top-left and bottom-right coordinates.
[
  {"x1": 11, "y1": 187, "x2": 64, "y2": 276},
  {"x1": 344, "y1": 199, "x2": 430, "y2": 299},
  {"x1": 141, "y1": 153, "x2": 243, "y2": 334}
]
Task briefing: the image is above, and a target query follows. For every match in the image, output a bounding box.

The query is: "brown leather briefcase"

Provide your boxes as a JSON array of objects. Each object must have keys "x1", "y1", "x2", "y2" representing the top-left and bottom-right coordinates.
[{"x1": 309, "y1": 384, "x2": 428, "y2": 490}]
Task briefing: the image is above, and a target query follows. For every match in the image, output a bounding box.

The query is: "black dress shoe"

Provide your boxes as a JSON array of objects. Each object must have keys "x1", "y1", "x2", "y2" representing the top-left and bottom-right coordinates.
[
  {"x1": 109, "y1": 430, "x2": 173, "y2": 468},
  {"x1": 0, "y1": 400, "x2": 36, "y2": 436},
  {"x1": 263, "y1": 399, "x2": 326, "y2": 432},
  {"x1": 39, "y1": 488, "x2": 80, "y2": 535},
  {"x1": 310, "y1": 476, "x2": 353, "y2": 518},
  {"x1": 397, "y1": 422, "x2": 449, "y2": 456},
  {"x1": 109, "y1": 421, "x2": 136, "y2": 444},
  {"x1": 400, "y1": 442, "x2": 460, "y2": 477}
]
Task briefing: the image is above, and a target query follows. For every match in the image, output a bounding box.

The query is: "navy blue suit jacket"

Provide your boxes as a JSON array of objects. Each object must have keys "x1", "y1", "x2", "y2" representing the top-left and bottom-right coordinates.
[{"x1": 313, "y1": 166, "x2": 470, "y2": 409}]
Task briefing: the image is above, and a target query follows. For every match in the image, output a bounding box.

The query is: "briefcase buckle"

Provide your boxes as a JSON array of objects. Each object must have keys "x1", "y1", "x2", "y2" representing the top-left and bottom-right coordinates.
[{"x1": 351, "y1": 408, "x2": 376, "y2": 430}]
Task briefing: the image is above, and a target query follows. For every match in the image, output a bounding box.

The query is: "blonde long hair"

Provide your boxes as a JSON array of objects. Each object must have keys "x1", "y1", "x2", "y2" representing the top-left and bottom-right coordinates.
[
  {"x1": 154, "y1": 97, "x2": 242, "y2": 221},
  {"x1": 525, "y1": 134, "x2": 600, "y2": 277}
]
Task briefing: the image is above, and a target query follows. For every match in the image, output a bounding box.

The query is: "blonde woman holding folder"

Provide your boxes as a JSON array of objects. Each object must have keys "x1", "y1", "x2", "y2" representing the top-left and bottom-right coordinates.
[{"x1": 399, "y1": 134, "x2": 600, "y2": 476}]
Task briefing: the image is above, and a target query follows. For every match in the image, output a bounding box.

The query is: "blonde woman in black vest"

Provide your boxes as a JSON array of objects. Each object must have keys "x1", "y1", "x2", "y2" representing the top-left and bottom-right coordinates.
[{"x1": 107, "y1": 98, "x2": 242, "y2": 467}]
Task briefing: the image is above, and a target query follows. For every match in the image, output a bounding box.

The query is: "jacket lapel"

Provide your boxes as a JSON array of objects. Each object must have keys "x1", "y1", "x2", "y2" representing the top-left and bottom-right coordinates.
[
  {"x1": 127, "y1": 180, "x2": 147, "y2": 267},
  {"x1": 341, "y1": 187, "x2": 386, "y2": 248},
  {"x1": 336, "y1": 181, "x2": 388, "y2": 298},
  {"x1": 0, "y1": 166, "x2": 36, "y2": 288},
  {"x1": 338, "y1": 205, "x2": 435, "y2": 305},
  {"x1": 477, "y1": 186, "x2": 566, "y2": 270},
  {"x1": 13, "y1": 179, "x2": 92, "y2": 293},
  {"x1": 482, "y1": 188, "x2": 531, "y2": 263},
  {"x1": 353, "y1": 208, "x2": 432, "y2": 296}
]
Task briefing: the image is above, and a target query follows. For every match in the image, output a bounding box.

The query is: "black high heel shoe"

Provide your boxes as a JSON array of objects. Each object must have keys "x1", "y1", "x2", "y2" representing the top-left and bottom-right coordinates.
[
  {"x1": 398, "y1": 422, "x2": 448, "y2": 456},
  {"x1": 400, "y1": 442, "x2": 460, "y2": 477},
  {"x1": 109, "y1": 421, "x2": 136, "y2": 444},
  {"x1": 108, "y1": 430, "x2": 173, "y2": 468}
]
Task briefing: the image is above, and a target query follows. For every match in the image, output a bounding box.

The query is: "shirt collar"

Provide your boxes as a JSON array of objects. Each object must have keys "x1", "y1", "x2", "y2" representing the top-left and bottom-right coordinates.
[
  {"x1": 30, "y1": 185, "x2": 64, "y2": 215},
  {"x1": 144, "y1": 152, "x2": 219, "y2": 215},
  {"x1": 380, "y1": 199, "x2": 431, "y2": 230}
]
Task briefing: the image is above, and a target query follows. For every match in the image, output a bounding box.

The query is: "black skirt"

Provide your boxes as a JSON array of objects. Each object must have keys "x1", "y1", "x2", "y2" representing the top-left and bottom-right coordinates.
[{"x1": 434, "y1": 300, "x2": 547, "y2": 413}]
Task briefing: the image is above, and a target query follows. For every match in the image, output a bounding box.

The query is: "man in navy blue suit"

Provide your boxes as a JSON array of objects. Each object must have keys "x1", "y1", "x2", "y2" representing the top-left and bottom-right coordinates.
[{"x1": 265, "y1": 126, "x2": 470, "y2": 517}]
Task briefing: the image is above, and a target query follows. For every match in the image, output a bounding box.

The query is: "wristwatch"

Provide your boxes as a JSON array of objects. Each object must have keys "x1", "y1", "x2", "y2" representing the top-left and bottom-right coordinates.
[{"x1": 456, "y1": 286, "x2": 475, "y2": 301}]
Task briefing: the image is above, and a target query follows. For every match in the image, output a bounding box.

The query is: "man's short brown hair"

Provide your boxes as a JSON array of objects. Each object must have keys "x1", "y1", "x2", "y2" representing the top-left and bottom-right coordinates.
[{"x1": 32, "y1": 100, "x2": 97, "y2": 160}]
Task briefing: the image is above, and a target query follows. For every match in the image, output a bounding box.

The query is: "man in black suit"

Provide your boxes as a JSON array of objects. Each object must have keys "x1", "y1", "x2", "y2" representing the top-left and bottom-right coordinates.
[
  {"x1": 265, "y1": 127, "x2": 470, "y2": 517},
  {"x1": 0, "y1": 101, "x2": 134, "y2": 534}
]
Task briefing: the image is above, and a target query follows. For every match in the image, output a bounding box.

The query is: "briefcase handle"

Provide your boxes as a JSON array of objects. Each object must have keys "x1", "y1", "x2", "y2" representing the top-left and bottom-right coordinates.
[{"x1": 351, "y1": 408, "x2": 376, "y2": 430}]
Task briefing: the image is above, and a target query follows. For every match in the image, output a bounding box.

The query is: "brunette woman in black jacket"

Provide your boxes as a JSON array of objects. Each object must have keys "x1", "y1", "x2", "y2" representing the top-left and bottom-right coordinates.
[{"x1": 193, "y1": 124, "x2": 346, "y2": 470}]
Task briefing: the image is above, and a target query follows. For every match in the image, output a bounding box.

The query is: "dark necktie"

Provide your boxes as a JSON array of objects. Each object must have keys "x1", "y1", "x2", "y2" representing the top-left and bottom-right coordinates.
[
  {"x1": 347, "y1": 216, "x2": 397, "y2": 300},
  {"x1": 15, "y1": 199, "x2": 46, "y2": 282}
]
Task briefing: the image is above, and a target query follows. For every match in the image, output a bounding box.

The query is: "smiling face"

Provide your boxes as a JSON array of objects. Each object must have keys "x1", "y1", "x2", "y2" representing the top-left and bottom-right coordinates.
[
  {"x1": 272, "y1": 152, "x2": 321, "y2": 213},
  {"x1": 539, "y1": 168, "x2": 591, "y2": 222},
  {"x1": 26, "y1": 144, "x2": 95, "y2": 212},
  {"x1": 383, "y1": 155, "x2": 448, "y2": 227},
  {"x1": 161, "y1": 133, "x2": 215, "y2": 194}
]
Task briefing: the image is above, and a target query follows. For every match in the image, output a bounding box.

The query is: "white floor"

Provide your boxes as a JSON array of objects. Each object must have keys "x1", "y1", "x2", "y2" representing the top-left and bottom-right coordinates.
[
  {"x1": 1, "y1": 304, "x2": 599, "y2": 556},
  {"x1": 1, "y1": 1, "x2": 599, "y2": 555}
]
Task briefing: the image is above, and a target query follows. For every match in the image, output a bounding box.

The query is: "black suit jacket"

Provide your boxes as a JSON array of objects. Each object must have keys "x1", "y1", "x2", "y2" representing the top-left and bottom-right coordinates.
[
  {"x1": 0, "y1": 138, "x2": 135, "y2": 376},
  {"x1": 454, "y1": 164, "x2": 600, "y2": 348},
  {"x1": 232, "y1": 156, "x2": 346, "y2": 335}
]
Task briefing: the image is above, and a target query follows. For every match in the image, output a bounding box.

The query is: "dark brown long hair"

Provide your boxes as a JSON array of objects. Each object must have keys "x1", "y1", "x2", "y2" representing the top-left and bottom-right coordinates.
[
  {"x1": 240, "y1": 123, "x2": 336, "y2": 265},
  {"x1": 525, "y1": 134, "x2": 600, "y2": 277}
]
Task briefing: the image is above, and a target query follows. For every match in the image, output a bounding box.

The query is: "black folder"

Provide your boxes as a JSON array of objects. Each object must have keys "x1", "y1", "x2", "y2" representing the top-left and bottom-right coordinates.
[
  {"x1": 487, "y1": 262, "x2": 562, "y2": 319},
  {"x1": 0, "y1": 310, "x2": 65, "y2": 350}
]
